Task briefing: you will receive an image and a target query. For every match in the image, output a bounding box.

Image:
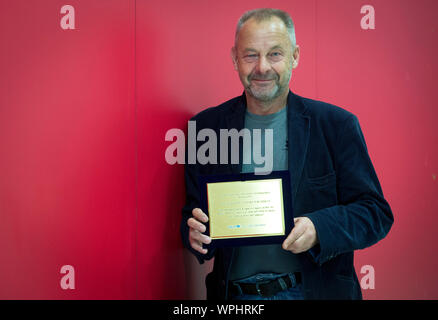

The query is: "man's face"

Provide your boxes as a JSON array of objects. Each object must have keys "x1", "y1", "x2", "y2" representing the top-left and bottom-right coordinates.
[{"x1": 232, "y1": 17, "x2": 299, "y2": 102}]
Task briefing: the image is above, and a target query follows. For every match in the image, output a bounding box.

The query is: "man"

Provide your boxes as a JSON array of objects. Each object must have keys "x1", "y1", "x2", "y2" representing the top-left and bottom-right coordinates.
[{"x1": 180, "y1": 8, "x2": 393, "y2": 300}]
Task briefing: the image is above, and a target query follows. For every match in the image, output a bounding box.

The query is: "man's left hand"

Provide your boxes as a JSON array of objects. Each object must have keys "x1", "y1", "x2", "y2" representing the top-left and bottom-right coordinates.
[{"x1": 282, "y1": 217, "x2": 319, "y2": 254}]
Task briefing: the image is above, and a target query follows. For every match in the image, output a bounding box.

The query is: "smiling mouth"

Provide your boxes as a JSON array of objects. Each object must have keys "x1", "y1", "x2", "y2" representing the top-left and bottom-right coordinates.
[{"x1": 251, "y1": 79, "x2": 275, "y2": 86}]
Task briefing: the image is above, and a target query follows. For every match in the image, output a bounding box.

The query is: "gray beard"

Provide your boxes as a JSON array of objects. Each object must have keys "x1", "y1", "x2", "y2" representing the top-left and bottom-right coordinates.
[
  {"x1": 246, "y1": 68, "x2": 292, "y2": 103},
  {"x1": 246, "y1": 82, "x2": 282, "y2": 102}
]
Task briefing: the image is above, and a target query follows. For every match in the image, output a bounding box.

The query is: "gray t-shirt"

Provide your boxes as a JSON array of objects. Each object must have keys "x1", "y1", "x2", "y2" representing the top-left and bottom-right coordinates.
[{"x1": 229, "y1": 105, "x2": 301, "y2": 281}]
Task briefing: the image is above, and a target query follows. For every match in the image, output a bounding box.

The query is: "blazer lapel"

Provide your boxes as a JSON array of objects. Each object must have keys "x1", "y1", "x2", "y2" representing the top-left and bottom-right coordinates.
[
  {"x1": 225, "y1": 93, "x2": 246, "y2": 174},
  {"x1": 287, "y1": 91, "x2": 310, "y2": 201}
]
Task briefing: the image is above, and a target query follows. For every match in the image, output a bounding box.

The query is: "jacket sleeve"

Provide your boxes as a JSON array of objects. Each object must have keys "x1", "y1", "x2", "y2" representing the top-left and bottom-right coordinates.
[
  {"x1": 304, "y1": 114, "x2": 394, "y2": 265},
  {"x1": 180, "y1": 139, "x2": 216, "y2": 264}
]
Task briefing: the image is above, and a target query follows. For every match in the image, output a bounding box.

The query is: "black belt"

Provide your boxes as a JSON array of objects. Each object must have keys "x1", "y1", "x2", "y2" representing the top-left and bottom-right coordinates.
[{"x1": 229, "y1": 273, "x2": 302, "y2": 298}]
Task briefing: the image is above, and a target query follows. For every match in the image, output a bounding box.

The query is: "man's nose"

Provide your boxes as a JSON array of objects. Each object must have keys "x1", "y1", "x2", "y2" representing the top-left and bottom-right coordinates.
[{"x1": 255, "y1": 56, "x2": 271, "y2": 74}]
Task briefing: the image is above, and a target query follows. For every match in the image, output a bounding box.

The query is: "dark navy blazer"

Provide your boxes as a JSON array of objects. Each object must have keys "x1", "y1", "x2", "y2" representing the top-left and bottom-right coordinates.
[{"x1": 180, "y1": 90, "x2": 393, "y2": 300}]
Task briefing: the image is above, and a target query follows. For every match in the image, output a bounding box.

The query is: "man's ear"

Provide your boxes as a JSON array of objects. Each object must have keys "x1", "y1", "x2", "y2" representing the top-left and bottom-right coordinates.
[
  {"x1": 292, "y1": 45, "x2": 300, "y2": 69},
  {"x1": 231, "y1": 47, "x2": 238, "y2": 71}
]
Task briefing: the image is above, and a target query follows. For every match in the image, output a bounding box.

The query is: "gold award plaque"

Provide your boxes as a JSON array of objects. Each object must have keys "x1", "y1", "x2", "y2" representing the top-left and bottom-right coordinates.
[{"x1": 206, "y1": 178, "x2": 285, "y2": 240}]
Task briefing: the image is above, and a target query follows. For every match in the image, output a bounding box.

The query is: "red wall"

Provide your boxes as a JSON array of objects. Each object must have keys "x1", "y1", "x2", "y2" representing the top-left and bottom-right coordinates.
[{"x1": 0, "y1": 0, "x2": 437, "y2": 299}]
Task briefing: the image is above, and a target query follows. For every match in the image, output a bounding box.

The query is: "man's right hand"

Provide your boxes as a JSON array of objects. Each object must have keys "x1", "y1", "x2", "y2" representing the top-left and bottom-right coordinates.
[{"x1": 187, "y1": 208, "x2": 211, "y2": 254}]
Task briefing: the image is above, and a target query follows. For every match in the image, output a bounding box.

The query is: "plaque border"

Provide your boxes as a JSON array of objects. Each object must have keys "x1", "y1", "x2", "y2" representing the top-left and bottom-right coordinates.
[{"x1": 198, "y1": 170, "x2": 294, "y2": 249}]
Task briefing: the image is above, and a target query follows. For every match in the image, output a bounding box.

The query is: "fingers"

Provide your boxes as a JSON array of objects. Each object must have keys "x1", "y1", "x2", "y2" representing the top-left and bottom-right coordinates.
[
  {"x1": 285, "y1": 234, "x2": 307, "y2": 254},
  {"x1": 192, "y1": 208, "x2": 209, "y2": 223},
  {"x1": 188, "y1": 208, "x2": 211, "y2": 255},
  {"x1": 190, "y1": 239, "x2": 208, "y2": 255},
  {"x1": 189, "y1": 229, "x2": 211, "y2": 254},
  {"x1": 282, "y1": 217, "x2": 318, "y2": 254},
  {"x1": 282, "y1": 218, "x2": 305, "y2": 250},
  {"x1": 187, "y1": 217, "x2": 206, "y2": 233}
]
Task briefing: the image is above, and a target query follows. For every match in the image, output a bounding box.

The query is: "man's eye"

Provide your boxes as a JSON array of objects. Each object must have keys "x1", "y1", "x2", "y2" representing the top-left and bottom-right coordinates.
[
  {"x1": 243, "y1": 54, "x2": 258, "y2": 62},
  {"x1": 269, "y1": 52, "x2": 283, "y2": 61}
]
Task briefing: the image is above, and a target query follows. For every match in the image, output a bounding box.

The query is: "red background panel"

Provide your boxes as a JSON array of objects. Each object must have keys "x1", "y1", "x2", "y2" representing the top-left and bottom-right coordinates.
[
  {"x1": 0, "y1": 0, "x2": 136, "y2": 299},
  {"x1": 315, "y1": 0, "x2": 438, "y2": 299},
  {"x1": 0, "y1": 0, "x2": 437, "y2": 299}
]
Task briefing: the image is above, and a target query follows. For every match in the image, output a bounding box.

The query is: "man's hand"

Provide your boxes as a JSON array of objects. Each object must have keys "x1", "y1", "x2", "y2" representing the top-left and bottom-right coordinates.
[
  {"x1": 282, "y1": 217, "x2": 319, "y2": 254},
  {"x1": 187, "y1": 208, "x2": 211, "y2": 255}
]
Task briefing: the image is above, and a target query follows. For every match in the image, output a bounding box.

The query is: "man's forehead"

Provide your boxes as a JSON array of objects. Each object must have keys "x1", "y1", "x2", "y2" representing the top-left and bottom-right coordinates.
[{"x1": 237, "y1": 17, "x2": 290, "y2": 47}]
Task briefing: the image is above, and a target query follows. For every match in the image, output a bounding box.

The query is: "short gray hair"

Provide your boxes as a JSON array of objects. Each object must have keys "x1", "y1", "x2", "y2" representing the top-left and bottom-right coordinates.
[{"x1": 234, "y1": 8, "x2": 296, "y2": 49}]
